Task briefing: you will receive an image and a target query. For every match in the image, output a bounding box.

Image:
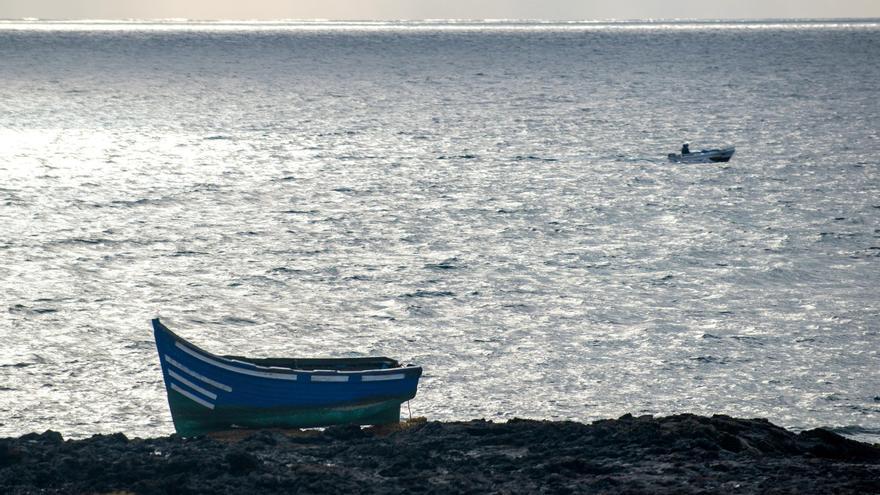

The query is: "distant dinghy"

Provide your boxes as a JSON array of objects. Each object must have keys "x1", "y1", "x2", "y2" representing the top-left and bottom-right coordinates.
[
  {"x1": 668, "y1": 146, "x2": 735, "y2": 163},
  {"x1": 152, "y1": 318, "x2": 422, "y2": 436}
]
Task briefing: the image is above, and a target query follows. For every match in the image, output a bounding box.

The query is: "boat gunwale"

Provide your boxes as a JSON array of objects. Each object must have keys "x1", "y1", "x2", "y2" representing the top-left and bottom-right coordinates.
[
  {"x1": 677, "y1": 147, "x2": 735, "y2": 157},
  {"x1": 153, "y1": 318, "x2": 421, "y2": 379}
]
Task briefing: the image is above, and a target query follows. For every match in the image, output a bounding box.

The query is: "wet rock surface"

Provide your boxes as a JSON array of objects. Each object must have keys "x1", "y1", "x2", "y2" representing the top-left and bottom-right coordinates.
[{"x1": 1, "y1": 414, "x2": 878, "y2": 494}]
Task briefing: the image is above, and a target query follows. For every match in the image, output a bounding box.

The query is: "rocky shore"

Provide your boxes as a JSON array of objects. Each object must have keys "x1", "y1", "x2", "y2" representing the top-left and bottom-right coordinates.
[{"x1": 2, "y1": 414, "x2": 879, "y2": 494}]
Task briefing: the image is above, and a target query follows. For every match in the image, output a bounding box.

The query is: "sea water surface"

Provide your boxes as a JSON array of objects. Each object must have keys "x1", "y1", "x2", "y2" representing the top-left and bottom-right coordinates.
[{"x1": 1, "y1": 20, "x2": 878, "y2": 441}]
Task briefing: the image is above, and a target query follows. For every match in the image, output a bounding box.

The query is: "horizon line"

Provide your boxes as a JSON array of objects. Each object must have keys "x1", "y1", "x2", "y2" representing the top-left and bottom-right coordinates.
[{"x1": 2, "y1": 17, "x2": 880, "y2": 23}]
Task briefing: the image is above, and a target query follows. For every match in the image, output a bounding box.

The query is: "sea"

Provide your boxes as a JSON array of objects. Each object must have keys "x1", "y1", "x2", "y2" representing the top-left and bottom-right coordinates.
[{"x1": 1, "y1": 19, "x2": 878, "y2": 442}]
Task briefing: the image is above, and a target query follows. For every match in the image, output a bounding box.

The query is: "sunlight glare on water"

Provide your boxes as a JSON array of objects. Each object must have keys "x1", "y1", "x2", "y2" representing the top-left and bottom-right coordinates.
[{"x1": 0, "y1": 20, "x2": 878, "y2": 442}]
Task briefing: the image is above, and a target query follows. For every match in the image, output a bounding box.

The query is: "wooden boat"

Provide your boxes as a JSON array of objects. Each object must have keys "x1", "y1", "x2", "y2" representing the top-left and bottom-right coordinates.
[
  {"x1": 667, "y1": 146, "x2": 735, "y2": 163},
  {"x1": 152, "y1": 318, "x2": 422, "y2": 436}
]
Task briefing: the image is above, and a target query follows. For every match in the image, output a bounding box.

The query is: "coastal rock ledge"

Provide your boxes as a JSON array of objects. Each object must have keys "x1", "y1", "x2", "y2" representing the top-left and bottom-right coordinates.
[{"x1": 1, "y1": 414, "x2": 879, "y2": 494}]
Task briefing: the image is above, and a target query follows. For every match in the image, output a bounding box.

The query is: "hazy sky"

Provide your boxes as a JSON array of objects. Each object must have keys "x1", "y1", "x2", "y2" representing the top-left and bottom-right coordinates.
[{"x1": 2, "y1": 0, "x2": 879, "y2": 20}]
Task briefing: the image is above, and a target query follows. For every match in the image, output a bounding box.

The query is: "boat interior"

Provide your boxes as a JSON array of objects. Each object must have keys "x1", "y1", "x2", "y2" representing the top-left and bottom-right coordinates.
[
  {"x1": 155, "y1": 318, "x2": 404, "y2": 372},
  {"x1": 222, "y1": 355, "x2": 402, "y2": 371}
]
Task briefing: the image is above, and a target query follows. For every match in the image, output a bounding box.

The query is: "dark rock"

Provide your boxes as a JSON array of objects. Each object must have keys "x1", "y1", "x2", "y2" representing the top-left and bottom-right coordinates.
[
  {"x1": 226, "y1": 449, "x2": 259, "y2": 475},
  {"x1": 1, "y1": 415, "x2": 879, "y2": 494},
  {"x1": 100, "y1": 432, "x2": 129, "y2": 444},
  {"x1": 242, "y1": 430, "x2": 280, "y2": 446},
  {"x1": 19, "y1": 430, "x2": 64, "y2": 445},
  {"x1": 0, "y1": 440, "x2": 22, "y2": 468},
  {"x1": 798, "y1": 428, "x2": 880, "y2": 461},
  {"x1": 323, "y1": 423, "x2": 368, "y2": 441},
  {"x1": 718, "y1": 432, "x2": 746, "y2": 452},
  {"x1": 542, "y1": 457, "x2": 614, "y2": 476}
]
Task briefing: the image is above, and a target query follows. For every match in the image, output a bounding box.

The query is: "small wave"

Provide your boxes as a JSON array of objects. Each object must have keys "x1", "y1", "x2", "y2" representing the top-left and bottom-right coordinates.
[
  {"x1": 691, "y1": 355, "x2": 726, "y2": 364},
  {"x1": 169, "y1": 250, "x2": 207, "y2": 257},
  {"x1": 221, "y1": 316, "x2": 258, "y2": 326},
  {"x1": 619, "y1": 156, "x2": 662, "y2": 163},
  {"x1": 0, "y1": 354, "x2": 46, "y2": 367},
  {"x1": 402, "y1": 290, "x2": 456, "y2": 298},
  {"x1": 826, "y1": 425, "x2": 880, "y2": 439},
  {"x1": 731, "y1": 335, "x2": 764, "y2": 345},
  {"x1": 437, "y1": 154, "x2": 478, "y2": 160},
  {"x1": 0, "y1": 361, "x2": 36, "y2": 368},
  {"x1": 513, "y1": 155, "x2": 558, "y2": 162},
  {"x1": 424, "y1": 258, "x2": 462, "y2": 270},
  {"x1": 190, "y1": 183, "x2": 221, "y2": 192},
  {"x1": 502, "y1": 303, "x2": 534, "y2": 312},
  {"x1": 203, "y1": 135, "x2": 232, "y2": 140},
  {"x1": 229, "y1": 275, "x2": 286, "y2": 287},
  {"x1": 269, "y1": 267, "x2": 308, "y2": 275},
  {"x1": 649, "y1": 274, "x2": 675, "y2": 285},
  {"x1": 850, "y1": 248, "x2": 880, "y2": 259},
  {"x1": 820, "y1": 230, "x2": 864, "y2": 241},
  {"x1": 109, "y1": 198, "x2": 167, "y2": 208},
  {"x1": 317, "y1": 130, "x2": 357, "y2": 136},
  {"x1": 52, "y1": 238, "x2": 117, "y2": 246}
]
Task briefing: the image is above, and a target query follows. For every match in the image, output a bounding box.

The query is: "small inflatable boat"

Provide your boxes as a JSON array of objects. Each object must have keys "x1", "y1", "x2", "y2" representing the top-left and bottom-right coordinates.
[{"x1": 668, "y1": 146, "x2": 735, "y2": 163}]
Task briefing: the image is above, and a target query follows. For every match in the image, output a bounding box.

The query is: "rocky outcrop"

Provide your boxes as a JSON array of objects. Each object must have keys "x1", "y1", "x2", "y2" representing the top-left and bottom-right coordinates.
[{"x1": 1, "y1": 414, "x2": 878, "y2": 494}]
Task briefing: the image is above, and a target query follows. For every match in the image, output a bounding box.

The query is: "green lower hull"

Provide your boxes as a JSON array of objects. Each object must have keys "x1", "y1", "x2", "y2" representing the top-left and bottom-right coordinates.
[{"x1": 168, "y1": 390, "x2": 404, "y2": 436}]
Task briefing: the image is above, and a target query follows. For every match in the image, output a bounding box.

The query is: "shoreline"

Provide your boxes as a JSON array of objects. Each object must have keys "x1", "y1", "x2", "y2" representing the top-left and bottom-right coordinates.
[{"x1": 2, "y1": 414, "x2": 879, "y2": 494}]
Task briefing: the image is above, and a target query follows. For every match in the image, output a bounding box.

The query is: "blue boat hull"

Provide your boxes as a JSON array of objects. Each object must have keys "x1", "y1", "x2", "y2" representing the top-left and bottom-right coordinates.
[{"x1": 152, "y1": 318, "x2": 422, "y2": 436}]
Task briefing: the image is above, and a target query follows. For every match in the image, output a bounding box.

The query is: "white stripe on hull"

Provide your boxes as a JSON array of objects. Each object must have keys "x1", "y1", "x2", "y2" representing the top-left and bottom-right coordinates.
[
  {"x1": 175, "y1": 342, "x2": 298, "y2": 381},
  {"x1": 362, "y1": 373, "x2": 405, "y2": 381},
  {"x1": 165, "y1": 355, "x2": 233, "y2": 392},
  {"x1": 171, "y1": 383, "x2": 215, "y2": 409},
  {"x1": 311, "y1": 375, "x2": 349, "y2": 382},
  {"x1": 168, "y1": 370, "x2": 218, "y2": 400}
]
